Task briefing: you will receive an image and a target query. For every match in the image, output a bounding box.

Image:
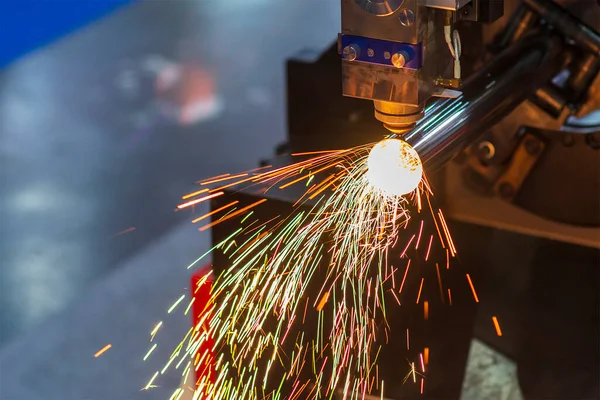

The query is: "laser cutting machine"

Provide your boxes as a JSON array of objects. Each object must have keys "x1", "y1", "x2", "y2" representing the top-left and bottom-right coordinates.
[{"x1": 197, "y1": 0, "x2": 600, "y2": 398}]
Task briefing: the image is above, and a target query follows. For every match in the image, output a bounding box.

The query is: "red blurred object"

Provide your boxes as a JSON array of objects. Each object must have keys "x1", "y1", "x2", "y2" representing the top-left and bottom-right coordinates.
[{"x1": 190, "y1": 265, "x2": 215, "y2": 389}]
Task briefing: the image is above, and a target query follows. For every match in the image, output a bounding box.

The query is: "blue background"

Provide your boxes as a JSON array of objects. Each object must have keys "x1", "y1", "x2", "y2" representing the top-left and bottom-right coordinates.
[{"x1": 0, "y1": 0, "x2": 134, "y2": 67}]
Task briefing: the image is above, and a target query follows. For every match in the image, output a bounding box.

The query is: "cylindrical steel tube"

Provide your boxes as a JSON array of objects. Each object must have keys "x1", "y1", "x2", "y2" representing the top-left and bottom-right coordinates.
[
  {"x1": 402, "y1": 34, "x2": 565, "y2": 171},
  {"x1": 523, "y1": 0, "x2": 600, "y2": 56},
  {"x1": 498, "y1": 5, "x2": 538, "y2": 48}
]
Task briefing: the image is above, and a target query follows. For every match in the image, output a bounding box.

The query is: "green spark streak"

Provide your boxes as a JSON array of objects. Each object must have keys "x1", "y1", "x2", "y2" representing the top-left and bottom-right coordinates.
[
  {"x1": 168, "y1": 294, "x2": 185, "y2": 314},
  {"x1": 143, "y1": 343, "x2": 157, "y2": 361},
  {"x1": 241, "y1": 211, "x2": 254, "y2": 223},
  {"x1": 186, "y1": 227, "x2": 242, "y2": 270},
  {"x1": 153, "y1": 144, "x2": 428, "y2": 399}
]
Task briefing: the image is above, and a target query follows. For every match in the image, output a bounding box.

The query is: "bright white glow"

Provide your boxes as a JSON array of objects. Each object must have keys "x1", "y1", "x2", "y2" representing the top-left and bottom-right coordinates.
[{"x1": 366, "y1": 138, "x2": 423, "y2": 197}]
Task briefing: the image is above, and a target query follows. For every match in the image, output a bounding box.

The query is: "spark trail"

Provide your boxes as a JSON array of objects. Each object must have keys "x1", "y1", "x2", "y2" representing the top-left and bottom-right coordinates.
[{"x1": 145, "y1": 141, "x2": 464, "y2": 399}]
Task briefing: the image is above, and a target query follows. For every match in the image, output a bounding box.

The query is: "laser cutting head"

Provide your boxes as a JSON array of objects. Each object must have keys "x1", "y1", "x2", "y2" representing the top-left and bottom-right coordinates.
[{"x1": 339, "y1": 0, "x2": 489, "y2": 133}]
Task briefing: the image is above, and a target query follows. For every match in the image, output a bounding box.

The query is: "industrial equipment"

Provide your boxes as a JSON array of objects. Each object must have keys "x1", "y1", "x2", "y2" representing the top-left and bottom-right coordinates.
[{"x1": 202, "y1": 0, "x2": 599, "y2": 398}]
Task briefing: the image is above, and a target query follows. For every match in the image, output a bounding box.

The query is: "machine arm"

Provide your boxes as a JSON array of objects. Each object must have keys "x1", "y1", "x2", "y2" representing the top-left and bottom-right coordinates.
[{"x1": 403, "y1": 34, "x2": 565, "y2": 170}]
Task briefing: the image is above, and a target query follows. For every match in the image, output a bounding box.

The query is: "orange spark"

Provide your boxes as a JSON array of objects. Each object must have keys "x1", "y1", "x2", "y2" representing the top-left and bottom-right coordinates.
[
  {"x1": 199, "y1": 198, "x2": 267, "y2": 231},
  {"x1": 415, "y1": 220, "x2": 424, "y2": 249},
  {"x1": 416, "y1": 278, "x2": 424, "y2": 304},
  {"x1": 399, "y1": 260, "x2": 411, "y2": 294},
  {"x1": 201, "y1": 173, "x2": 248, "y2": 186},
  {"x1": 177, "y1": 191, "x2": 224, "y2": 209},
  {"x1": 435, "y1": 263, "x2": 444, "y2": 303},
  {"x1": 111, "y1": 226, "x2": 136, "y2": 238},
  {"x1": 423, "y1": 301, "x2": 429, "y2": 320},
  {"x1": 465, "y1": 273, "x2": 480, "y2": 303},
  {"x1": 192, "y1": 200, "x2": 239, "y2": 223},
  {"x1": 400, "y1": 234, "x2": 416, "y2": 258},
  {"x1": 182, "y1": 188, "x2": 209, "y2": 200},
  {"x1": 316, "y1": 292, "x2": 330, "y2": 312},
  {"x1": 425, "y1": 235, "x2": 433, "y2": 261},
  {"x1": 279, "y1": 160, "x2": 339, "y2": 189},
  {"x1": 94, "y1": 344, "x2": 112, "y2": 358},
  {"x1": 492, "y1": 316, "x2": 503, "y2": 336},
  {"x1": 198, "y1": 173, "x2": 230, "y2": 183},
  {"x1": 438, "y1": 210, "x2": 456, "y2": 256},
  {"x1": 291, "y1": 150, "x2": 343, "y2": 156},
  {"x1": 424, "y1": 347, "x2": 430, "y2": 365},
  {"x1": 447, "y1": 288, "x2": 453, "y2": 305},
  {"x1": 427, "y1": 197, "x2": 445, "y2": 249}
]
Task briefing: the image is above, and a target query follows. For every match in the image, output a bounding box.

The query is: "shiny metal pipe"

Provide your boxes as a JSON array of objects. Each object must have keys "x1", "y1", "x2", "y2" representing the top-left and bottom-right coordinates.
[{"x1": 402, "y1": 34, "x2": 566, "y2": 171}]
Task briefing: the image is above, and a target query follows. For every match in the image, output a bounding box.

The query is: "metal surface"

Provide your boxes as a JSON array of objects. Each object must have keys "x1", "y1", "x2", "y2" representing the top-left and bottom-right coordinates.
[
  {"x1": 458, "y1": 0, "x2": 600, "y2": 228},
  {"x1": 341, "y1": 0, "x2": 453, "y2": 125},
  {"x1": 373, "y1": 100, "x2": 424, "y2": 132},
  {"x1": 492, "y1": 134, "x2": 545, "y2": 202},
  {"x1": 403, "y1": 34, "x2": 565, "y2": 171},
  {"x1": 444, "y1": 162, "x2": 600, "y2": 248},
  {"x1": 340, "y1": 35, "x2": 422, "y2": 69},
  {"x1": 459, "y1": 0, "x2": 505, "y2": 22},
  {"x1": 342, "y1": 0, "x2": 422, "y2": 44},
  {"x1": 424, "y1": 0, "x2": 472, "y2": 11},
  {"x1": 523, "y1": 0, "x2": 600, "y2": 56},
  {"x1": 354, "y1": 0, "x2": 405, "y2": 16}
]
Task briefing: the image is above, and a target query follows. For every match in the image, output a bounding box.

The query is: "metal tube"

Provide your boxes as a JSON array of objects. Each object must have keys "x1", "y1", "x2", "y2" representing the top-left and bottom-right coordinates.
[
  {"x1": 523, "y1": 0, "x2": 600, "y2": 56},
  {"x1": 498, "y1": 5, "x2": 537, "y2": 48},
  {"x1": 402, "y1": 34, "x2": 565, "y2": 171}
]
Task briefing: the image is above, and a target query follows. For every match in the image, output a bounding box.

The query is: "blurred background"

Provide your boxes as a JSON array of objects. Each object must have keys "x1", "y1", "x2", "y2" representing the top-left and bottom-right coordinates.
[{"x1": 0, "y1": 1, "x2": 338, "y2": 398}]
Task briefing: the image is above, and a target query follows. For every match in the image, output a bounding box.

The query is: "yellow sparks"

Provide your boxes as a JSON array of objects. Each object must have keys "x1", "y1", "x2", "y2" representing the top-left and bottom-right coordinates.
[
  {"x1": 143, "y1": 371, "x2": 159, "y2": 390},
  {"x1": 94, "y1": 344, "x2": 112, "y2": 358},
  {"x1": 182, "y1": 188, "x2": 209, "y2": 200}
]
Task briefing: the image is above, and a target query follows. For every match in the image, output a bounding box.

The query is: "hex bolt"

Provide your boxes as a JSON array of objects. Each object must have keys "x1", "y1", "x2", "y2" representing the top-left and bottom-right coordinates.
[
  {"x1": 399, "y1": 9, "x2": 415, "y2": 26},
  {"x1": 524, "y1": 138, "x2": 542, "y2": 155},
  {"x1": 586, "y1": 132, "x2": 600, "y2": 150},
  {"x1": 391, "y1": 52, "x2": 407, "y2": 68},
  {"x1": 342, "y1": 45, "x2": 360, "y2": 61}
]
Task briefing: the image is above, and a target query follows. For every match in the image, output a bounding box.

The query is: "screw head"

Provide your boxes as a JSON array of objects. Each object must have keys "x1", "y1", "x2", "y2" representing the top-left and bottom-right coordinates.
[
  {"x1": 524, "y1": 138, "x2": 542, "y2": 155},
  {"x1": 367, "y1": 48, "x2": 375, "y2": 57},
  {"x1": 391, "y1": 52, "x2": 406, "y2": 68},
  {"x1": 384, "y1": 51, "x2": 391, "y2": 60},
  {"x1": 562, "y1": 133, "x2": 575, "y2": 147},
  {"x1": 342, "y1": 45, "x2": 359, "y2": 61},
  {"x1": 586, "y1": 132, "x2": 600, "y2": 150},
  {"x1": 399, "y1": 9, "x2": 415, "y2": 26}
]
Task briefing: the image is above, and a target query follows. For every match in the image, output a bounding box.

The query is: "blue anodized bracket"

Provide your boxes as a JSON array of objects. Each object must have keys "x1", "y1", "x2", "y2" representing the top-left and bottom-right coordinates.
[{"x1": 340, "y1": 34, "x2": 423, "y2": 70}]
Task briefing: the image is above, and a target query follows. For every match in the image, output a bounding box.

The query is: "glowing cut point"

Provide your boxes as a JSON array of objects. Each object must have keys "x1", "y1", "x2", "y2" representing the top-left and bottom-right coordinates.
[{"x1": 366, "y1": 138, "x2": 423, "y2": 197}]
